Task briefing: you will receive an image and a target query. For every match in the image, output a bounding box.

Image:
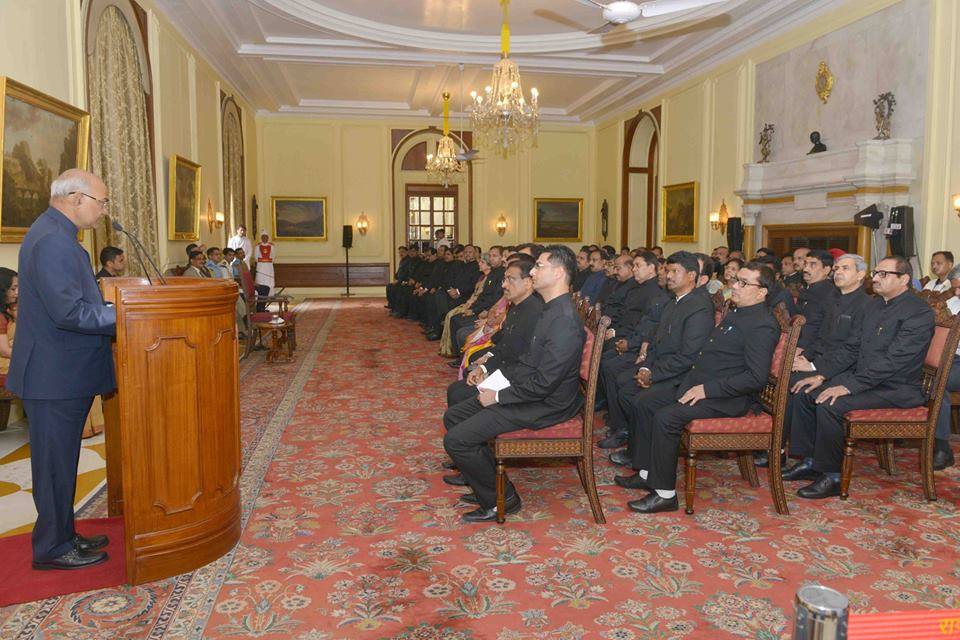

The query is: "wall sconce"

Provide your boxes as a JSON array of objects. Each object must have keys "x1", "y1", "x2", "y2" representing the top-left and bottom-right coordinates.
[
  {"x1": 709, "y1": 199, "x2": 729, "y2": 234},
  {"x1": 205, "y1": 198, "x2": 224, "y2": 234},
  {"x1": 495, "y1": 214, "x2": 508, "y2": 236},
  {"x1": 214, "y1": 210, "x2": 224, "y2": 228},
  {"x1": 953, "y1": 194, "x2": 960, "y2": 221},
  {"x1": 356, "y1": 211, "x2": 370, "y2": 235}
]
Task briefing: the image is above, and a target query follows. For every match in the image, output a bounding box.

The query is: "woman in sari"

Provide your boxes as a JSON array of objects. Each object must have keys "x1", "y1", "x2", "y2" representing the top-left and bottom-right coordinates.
[
  {"x1": 0, "y1": 268, "x2": 18, "y2": 431},
  {"x1": 439, "y1": 254, "x2": 490, "y2": 357},
  {"x1": 456, "y1": 290, "x2": 510, "y2": 379}
]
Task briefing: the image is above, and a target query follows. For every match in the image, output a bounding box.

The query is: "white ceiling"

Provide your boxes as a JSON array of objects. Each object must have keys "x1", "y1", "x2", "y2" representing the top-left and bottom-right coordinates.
[{"x1": 154, "y1": 0, "x2": 844, "y2": 123}]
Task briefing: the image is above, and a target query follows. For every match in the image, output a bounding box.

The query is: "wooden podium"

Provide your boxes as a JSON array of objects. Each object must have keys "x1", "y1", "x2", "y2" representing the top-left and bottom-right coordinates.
[{"x1": 100, "y1": 277, "x2": 242, "y2": 585}]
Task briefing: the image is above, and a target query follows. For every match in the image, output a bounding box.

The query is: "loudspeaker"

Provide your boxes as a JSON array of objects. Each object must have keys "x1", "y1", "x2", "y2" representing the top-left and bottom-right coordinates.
[
  {"x1": 886, "y1": 205, "x2": 914, "y2": 257},
  {"x1": 854, "y1": 204, "x2": 883, "y2": 229},
  {"x1": 342, "y1": 224, "x2": 353, "y2": 249},
  {"x1": 726, "y1": 217, "x2": 743, "y2": 252}
]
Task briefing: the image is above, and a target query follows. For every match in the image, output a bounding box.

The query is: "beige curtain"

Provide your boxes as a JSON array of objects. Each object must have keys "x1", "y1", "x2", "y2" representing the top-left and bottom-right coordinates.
[
  {"x1": 89, "y1": 5, "x2": 159, "y2": 275},
  {"x1": 222, "y1": 103, "x2": 244, "y2": 231}
]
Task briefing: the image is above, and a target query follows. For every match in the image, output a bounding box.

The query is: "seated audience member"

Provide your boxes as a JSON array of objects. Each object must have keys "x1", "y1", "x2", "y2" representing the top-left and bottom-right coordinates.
[
  {"x1": 784, "y1": 247, "x2": 810, "y2": 287},
  {"x1": 604, "y1": 252, "x2": 664, "y2": 344},
  {"x1": 440, "y1": 252, "x2": 492, "y2": 358},
  {"x1": 711, "y1": 246, "x2": 729, "y2": 277},
  {"x1": 578, "y1": 248, "x2": 607, "y2": 304},
  {"x1": 614, "y1": 261, "x2": 780, "y2": 513},
  {"x1": 602, "y1": 252, "x2": 713, "y2": 453},
  {"x1": 796, "y1": 250, "x2": 838, "y2": 350},
  {"x1": 205, "y1": 247, "x2": 226, "y2": 278},
  {"x1": 96, "y1": 246, "x2": 125, "y2": 278},
  {"x1": 443, "y1": 245, "x2": 585, "y2": 523},
  {"x1": 184, "y1": 250, "x2": 209, "y2": 278},
  {"x1": 597, "y1": 255, "x2": 619, "y2": 303},
  {"x1": 784, "y1": 256, "x2": 935, "y2": 499},
  {"x1": 230, "y1": 247, "x2": 244, "y2": 278},
  {"x1": 572, "y1": 248, "x2": 591, "y2": 292},
  {"x1": 621, "y1": 246, "x2": 632, "y2": 257},
  {"x1": 0, "y1": 268, "x2": 18, "y2": 375},
  {"x1": 651, "y1": 246, "x2": 664, "y2": 260},
  {"x1": 924, "y1": 251, "x2": 954, "y2": 292},
  {"x1": 720, "y1": 257, "x2": 743, "y2": 300},
  {"x1": 398, "y1": 247, "x2": 438, "y2": 320},
  {"x1": 387, "y1": 246, "x2": 415, "y2": 310},
  {"x1": 933, "y1": 265, "x2": 960, "y2": 470},
  {"x1": 428, "y1": 246, "x2": 480, "y2": 340},
  {"x1": 755, "y1": 247, "x2": 775, "y2": 259},
  {"x1": 780, "y1": 254, "x2": 796, "y2": 283},
  {"x1": 447, "y1": 256, "x2": 543, "y2": 405},
  {"x1": 418, "y1": 246, "x2": 454, "y2": 330},
  {"x1": 221, "y1": 247, "x2": 237, "y2": 278},
  {"x1": 449, "y1": 247, "x2": 506, "y2": 353}
]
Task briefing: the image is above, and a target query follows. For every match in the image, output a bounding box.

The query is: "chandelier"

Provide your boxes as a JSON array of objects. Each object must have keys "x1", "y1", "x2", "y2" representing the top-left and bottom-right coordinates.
[
  {"x1": 426, "y1": 92, "x2": 465, "y2": 187},
  {"x1": 470, "y1": 0, "x2": 539, "y2": 157}
]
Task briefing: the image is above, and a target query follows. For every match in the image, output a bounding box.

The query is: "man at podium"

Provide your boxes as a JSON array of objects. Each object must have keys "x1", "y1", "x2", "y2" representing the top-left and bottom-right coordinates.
[{"x1": 7, "y1": 169, "x2": 117, "y2": 571}]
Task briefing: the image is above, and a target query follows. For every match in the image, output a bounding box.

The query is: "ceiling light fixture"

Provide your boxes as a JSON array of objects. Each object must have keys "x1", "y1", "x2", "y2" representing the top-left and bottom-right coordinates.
[
  {"x1": 470, "y1": 0, "x2": 539, "y2": 157},
  {"x1": 426, "y1": 92, "x2": 465, "y2": 187}
]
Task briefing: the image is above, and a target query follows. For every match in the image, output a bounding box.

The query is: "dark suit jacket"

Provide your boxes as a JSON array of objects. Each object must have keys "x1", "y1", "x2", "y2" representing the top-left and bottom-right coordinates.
[
  {"x1": 579, "y1": 270, "x2": 606, "y2": 304},
  {"x1": 640, "y1": 287, "x2": 715, "y2": 385},
  {"x1": 831, "y1": 290, "x2": 934, "y2": 404},
  {"x1": 453, "y1": 260, "x2": 480, "y2": 297},
  {"x1": 609, "y1": 277, "x2": 662, "y2": 337},
  {"x1": 483, "y1": 293, "x2": 544, "y2": 373},
  {"x1": 625, "y1": 288, "x2": 671, "y2": 350},
  {"x1": 494, "y1": 293, "x2": 585, "y2": 429},
  {"x1": 470, "y1": 266, "x2": 505, "y2": 314},
  {"x1": 679, "y1": 302, "x2": 780, "y2": 416},
  {"x1": 572, "y1": 268, "x2": 590, "y2": 292},
  {"x1": 7, "y1": 207, "x2": 116, "y2": 400},
  {"x1": 796, "y1": 279, "x2": 837, "y2": 349},
  {"x1": 805, "y1": 286, "x2": 870, "y2": 379}
]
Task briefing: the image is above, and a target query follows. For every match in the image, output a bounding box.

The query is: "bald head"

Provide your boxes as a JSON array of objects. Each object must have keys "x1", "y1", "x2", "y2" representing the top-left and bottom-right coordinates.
[{"x1": 49, "y1": 169, "x2": 109, "y2": 230}]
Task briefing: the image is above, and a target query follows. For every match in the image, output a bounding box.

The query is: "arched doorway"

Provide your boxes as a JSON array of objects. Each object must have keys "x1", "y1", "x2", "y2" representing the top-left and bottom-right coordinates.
[{"x1": 621, "y1": 107, "x2": 660, "y2": 248}]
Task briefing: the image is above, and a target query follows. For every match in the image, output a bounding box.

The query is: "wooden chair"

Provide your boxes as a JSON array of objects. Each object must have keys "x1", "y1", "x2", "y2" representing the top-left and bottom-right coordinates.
[
  {"x1": 238, "y1": 268, "x2": 296, "y2": 359},
  {"x1": 839, "y1": 297, "x2": 960, "y2": 501},
  {"x1": 0, "y1": 374, "x2": 15, "y2": 432},
  {"x1": 680, "y1": 311, "x2": 805, "y2": 515},
  {"x1": 491, "y1": 312, "x2": 611, "y2": 524}
]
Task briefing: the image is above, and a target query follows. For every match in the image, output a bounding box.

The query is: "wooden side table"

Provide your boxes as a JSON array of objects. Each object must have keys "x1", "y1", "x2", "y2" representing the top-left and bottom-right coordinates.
[{"x1": 255, "y1": 319, "x2": 295, "y2": 363}]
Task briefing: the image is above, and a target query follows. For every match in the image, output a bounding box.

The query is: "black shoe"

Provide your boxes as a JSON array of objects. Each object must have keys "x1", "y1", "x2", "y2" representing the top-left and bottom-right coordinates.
[
  {"x1": 781, "y1": 461, "x2": 820, "y2": 481},
  {"x1": 73, "y1": 533, "x2": 108, "y2": 552},
  {"x1": 608, "y1": 450, "x2": 631, "y2": 467},
  {"x1": 459, "y1": 492, "x2": 480, "y2": 505},
  {"x1": 934, "y1": 446, "x2": 955, "y2": 471},
  {"x1": 461, "y1": 494, "x2": 522, "y2": 523},
  {"x1": 426, "y1": 334, "x2": 441, "y2": 341},
  {"x1": 442, "y1": 473, "x2": 469, "y2": 486},
  {"x1": 614, "y1": 473, "x2": 651, "y2": 491},
  {"x1": 598, "y1": 431, "x2": 628, "y2": 449},
  {"x1": 441, "y1": 460, "x2": 458, "y2": 471},
  {"x1": 447, "y1": 360, "x2": 461, "y2": 369},
  {"x1": 627, "y1": 492, "x2": 679, "y2": 514},
  {"x1": 32, "y1": 548, "x2": 108, "y2": 570},
  {"x1": 796, "y1": 475, "x2": 841, "y2": 499}
]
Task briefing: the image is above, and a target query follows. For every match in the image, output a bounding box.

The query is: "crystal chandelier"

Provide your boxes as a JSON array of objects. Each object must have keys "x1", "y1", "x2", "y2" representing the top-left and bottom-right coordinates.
[
  {"x1": 426, "y1": 92, "x2": 465, "y2": 187},
  {"x1": 470, "y1": 0, "x2": 539, "y2": 157}
]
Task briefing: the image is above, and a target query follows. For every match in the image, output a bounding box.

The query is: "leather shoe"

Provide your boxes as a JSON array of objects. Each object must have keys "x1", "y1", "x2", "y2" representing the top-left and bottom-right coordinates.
[
  {"x1": 781, "y1": 461, "x2": 820, "y2": 482},
  {"x1": 446, "y1": 360, "x2": 461, "y2": 369},
  {"x1": 442, "y1": 473, "x2": 469, "y2": 486},
  {"x1": 934, "y1": 446, "x2": 955, "y2": 471},
  {"x1": 614, "y1": 473, "x2": 651, "y2": 491},
  {"x1": 797, "y1": 475, "x2": 841, "y2": 499},
  {"x1": 608, "y1": 450, "x2": 632, "y2": 467},
  {"x1": 33, "y1": 548, "x2": 108, "y2": 570},
  {"x1": 73, "y1": 533, "x2": 108, "y2": 552},
  {"x1": 426, "y1": 333, "x2": 441, "y2": 341},
  {"x1": 627, "y1": 492, "x2": 679, "y2": 514},
  {"x1": 462, "y1": 494, "x2": 522, "y2": 523},
  {"x1": 441, "y1": 460, "x2": 458, "y2": 471},
  {"x1": 459, "y1": 492, "x2": 480, "y2": 505},
  {"x1": 598, "y1": 431, "x2": 628, "y2": 449}
]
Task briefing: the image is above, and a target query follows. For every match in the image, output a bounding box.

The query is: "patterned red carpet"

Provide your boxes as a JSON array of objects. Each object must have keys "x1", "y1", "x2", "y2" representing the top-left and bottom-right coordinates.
[{"x1": 2, "y1": 299, "x2": 958, "y2": 639}]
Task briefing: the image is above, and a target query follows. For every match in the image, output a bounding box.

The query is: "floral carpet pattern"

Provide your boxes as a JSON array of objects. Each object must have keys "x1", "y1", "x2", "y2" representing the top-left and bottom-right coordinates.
[{"x1": 2, "y1": 299, "x2": 959, "y2": 639}]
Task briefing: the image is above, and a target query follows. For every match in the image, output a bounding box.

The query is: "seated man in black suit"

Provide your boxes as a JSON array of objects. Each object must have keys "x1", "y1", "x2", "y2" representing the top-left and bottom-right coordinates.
[
  {"x1": 784, "y1": 256, "x2": 935, "y2": 499},
  {"x1": 602, "y1": 253, "x2": 663, "y2": 348},
  {"x1": 616, "y1": 262, "x2": 781, "y2": 513},
  {"x1": 443, "y1": 245, "x2": 584, "y2": 522},
  {"x1": 795, "y1": 249, "x2": 837, "y2": 351}
]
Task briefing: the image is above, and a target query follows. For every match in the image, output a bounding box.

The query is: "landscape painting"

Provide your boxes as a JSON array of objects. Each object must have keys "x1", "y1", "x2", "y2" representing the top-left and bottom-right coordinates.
[
  {"x1": 0, "y1": 77, "x2": 89, "y2": 243},
  {"x1": 662, "y1": 181, "x2": 698, "y2": 243},
  {"x1": 167, "y1": 155, "x2": 201, "y2": 241},
  {"x1": 534, "y1": 198, "x2": 582, "y2": 242},
  {"x1": 273, "y1": 197, "x2": 327, "y2": 241}
]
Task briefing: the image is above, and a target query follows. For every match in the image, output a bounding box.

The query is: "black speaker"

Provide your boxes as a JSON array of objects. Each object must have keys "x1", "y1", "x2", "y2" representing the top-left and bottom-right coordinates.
[
  {"x1": 342, "y1": 224, "x2": 353, "y2": 249},
  {"x1": 854, "y1": 204, "x2": 883, "y2": 229},
  {"x1": 886, "y1": 205, "x2": 914, "y2": 257},
  {"x1": 726, "y1": 217, "x2": 743, "y2": 252}
]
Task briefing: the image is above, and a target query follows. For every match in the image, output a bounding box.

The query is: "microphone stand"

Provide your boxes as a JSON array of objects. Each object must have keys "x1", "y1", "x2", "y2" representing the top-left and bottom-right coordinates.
[{"x1": 111, "y1": 219, "x2": 167, "y2": 285}]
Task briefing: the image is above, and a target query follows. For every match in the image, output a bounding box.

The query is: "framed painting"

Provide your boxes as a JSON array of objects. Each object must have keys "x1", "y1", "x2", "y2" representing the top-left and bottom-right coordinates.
[
  {"x1": 167, "y1": 155, "x2": 201, "y2": 241},
  {"x1": 272, "y1": 197, "x2": 327, "y2": 241},
  {"x1": 0, "y1": 77, "x2": 90, "y2": 243},
  {"x1": 534, "y1": 198, "x2": 582, "y2": 242},
  {"x1": 661, "y1": 181, "x2": 698, "y2": 243}
]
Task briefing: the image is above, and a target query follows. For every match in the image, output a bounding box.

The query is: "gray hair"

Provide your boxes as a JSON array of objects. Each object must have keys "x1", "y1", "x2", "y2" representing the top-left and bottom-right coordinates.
[
  {"x1": 50, "y1": 172, "x2": 92, "y2": 199},
  {"x1": 837, "y1": 253, "x2": 867, "y2": 272},
  {"x1": 948, "y1": 265, "x2": 960, "y2": 281},
  {"x1": 480, "y1": 252, "x2": 492, "y2": 265}
]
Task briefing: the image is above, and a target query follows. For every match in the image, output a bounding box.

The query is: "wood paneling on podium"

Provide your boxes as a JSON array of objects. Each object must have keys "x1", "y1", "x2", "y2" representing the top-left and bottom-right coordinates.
[{"x1": 100, "y1": 277, "x2": 241, "y2": 585}]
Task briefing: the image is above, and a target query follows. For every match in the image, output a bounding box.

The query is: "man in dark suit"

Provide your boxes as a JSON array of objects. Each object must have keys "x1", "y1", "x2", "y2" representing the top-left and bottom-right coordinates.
[
  {"x1": 602, "y1": 253, "x2": 661, "y2": 345},
  {"x1": 96, "y1": 246, "x2": 126, "y2": 279},
  {"x1": 795, "y1": 249, "x2": 837, "y2": 351},
  {"x1": 615, "y1": 262, "x2": 780, "y2": 513},
  {"x1": 443, "y1": 245, "x2": 584, "y2": 522},
  {"x1": 784, "y1": 256, "x2": 935, "y2": 499},
  {"x1": 7, "y1": 169, "x2": 117, "y2": 570}
]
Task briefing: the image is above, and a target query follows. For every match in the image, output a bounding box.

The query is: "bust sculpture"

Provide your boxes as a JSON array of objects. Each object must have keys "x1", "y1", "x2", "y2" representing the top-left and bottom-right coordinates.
[{"x1": 808, "y1": 131, "x2": 827, "y2": 154}]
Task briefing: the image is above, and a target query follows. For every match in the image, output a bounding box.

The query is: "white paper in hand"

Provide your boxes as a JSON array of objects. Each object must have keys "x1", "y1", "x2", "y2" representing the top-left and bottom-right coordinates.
[{"x1": 478, "y1": 369, "x2": 511, "y2": 393}]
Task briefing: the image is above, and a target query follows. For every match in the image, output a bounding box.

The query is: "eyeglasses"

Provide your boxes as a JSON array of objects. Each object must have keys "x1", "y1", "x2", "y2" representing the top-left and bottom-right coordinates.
[
  {"x1": 72, "y1": 192, "x2": 110, "y2": 209},
  {"x1": 732, "y1": 278, "x2": 764, "y2": 288},
  {"x1": 534, "y1": 262, "x2": 554, "y2": 270},
  {"x1": 871, "y1": 270, "x2": 905, "y2": 279},
  {"x1": 503, "y1": 275, "x2": 529, "y2": 283}
]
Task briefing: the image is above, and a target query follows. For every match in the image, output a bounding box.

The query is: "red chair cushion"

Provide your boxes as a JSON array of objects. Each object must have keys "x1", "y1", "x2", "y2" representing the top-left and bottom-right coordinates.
[
  {"x1": 251, "y1": 311, "x2": 295, "y2": 323},
  {"x1": 770, "y1": 331, "x2": 788, "y2": 376},
  {"x1": 845, "y1": 406, "x2": 929, "y2": 422},
  {"x1": 925, "y1": 325, "x2": 949, "y2": 369},
  {"x1": 580, "y1": 328, "x2": 594, "y2": 381},
  {"x1": 686, "y1": 412, "x2": 772, "y2": 434},
  {"x1": 497, "y1": 415, "x2": 584, "y2": 440}
]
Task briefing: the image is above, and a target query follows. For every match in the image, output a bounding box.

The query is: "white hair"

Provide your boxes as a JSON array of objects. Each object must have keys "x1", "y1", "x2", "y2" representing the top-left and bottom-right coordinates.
[
  {"x1": 49, "y1": 173, "x2": 92, "y2": 199},
  {"x1": 837, "y1": 253, "x2": 867, "y2": 272}
]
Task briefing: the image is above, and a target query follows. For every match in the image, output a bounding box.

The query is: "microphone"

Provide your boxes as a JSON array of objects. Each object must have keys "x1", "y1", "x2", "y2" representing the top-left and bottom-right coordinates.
[{"x1": 111, "y1": 219, "x2": 167, "y2": 285}]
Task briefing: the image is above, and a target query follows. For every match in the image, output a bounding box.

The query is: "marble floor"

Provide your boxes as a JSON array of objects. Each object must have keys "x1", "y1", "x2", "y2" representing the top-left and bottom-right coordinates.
[{"x1": 0, "y1": 418, "x2": 107, "y2": 538}]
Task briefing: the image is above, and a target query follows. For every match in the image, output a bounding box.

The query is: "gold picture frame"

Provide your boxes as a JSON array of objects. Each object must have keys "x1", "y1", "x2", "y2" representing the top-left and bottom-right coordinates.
[
  {"x1": 533, "y1": 198, "x2": 583, "y2": 242},
  {"x1": 661, "y1": 181, "x2": 698, "y2": 243},
  {"x1": 0, "y1": 76, "x2": 90, "y2": 243},
  {"x1": 816, "y1": 61, "x2": 835, "y2": 104},
  {"x1": 167, "y1": 155, "x2": 201, "y2": 241},
  {"x1": 272, "y1": 196, "x2": 327, "y2": 241}
]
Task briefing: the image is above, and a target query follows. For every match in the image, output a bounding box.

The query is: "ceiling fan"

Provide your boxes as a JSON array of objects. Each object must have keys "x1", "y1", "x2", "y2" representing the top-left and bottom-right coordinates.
[{"x1": 576, "y1": 0, "x2": 728, "y2": 33}]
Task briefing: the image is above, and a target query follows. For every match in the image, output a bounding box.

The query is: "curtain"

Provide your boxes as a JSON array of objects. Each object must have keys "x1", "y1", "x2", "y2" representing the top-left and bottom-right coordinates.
[
  {"x1": 222, "y1": 102, "x2": 244, "y2": 232},
  {"x1": 89, "y1": 5, "x2": 159, "y2": 275}
]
